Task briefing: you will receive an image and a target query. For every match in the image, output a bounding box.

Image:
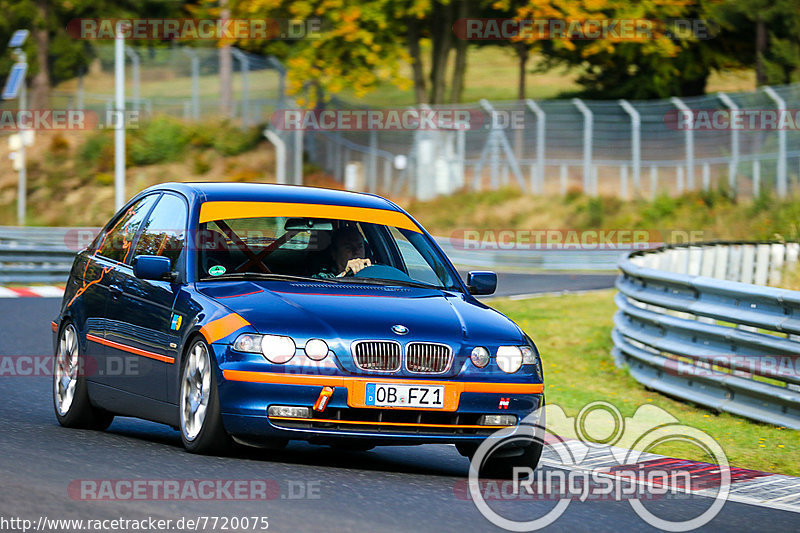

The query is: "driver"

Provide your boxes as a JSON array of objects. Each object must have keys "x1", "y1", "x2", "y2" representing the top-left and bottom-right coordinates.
[{"x1": 314, "y1": 225, "x2": 371, "y2": 278}]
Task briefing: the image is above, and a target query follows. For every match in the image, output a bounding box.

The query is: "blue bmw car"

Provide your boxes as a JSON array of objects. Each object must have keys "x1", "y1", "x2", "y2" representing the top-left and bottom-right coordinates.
[{"x1": 52, "y1": 182, "x2": 544, "y2": 470}]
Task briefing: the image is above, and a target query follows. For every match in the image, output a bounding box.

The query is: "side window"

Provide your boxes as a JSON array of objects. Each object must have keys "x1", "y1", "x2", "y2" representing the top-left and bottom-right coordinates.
[
  {"x1": 133, "y1": 194, "x2": 188, "y2": 269},
  {"x1": 97, "y1": 195, "x2": 158, "y2": 263}
]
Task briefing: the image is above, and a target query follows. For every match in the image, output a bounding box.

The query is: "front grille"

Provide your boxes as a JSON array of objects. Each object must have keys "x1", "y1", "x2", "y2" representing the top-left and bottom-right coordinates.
[
  {"x1": 352, "y1": 340, "x2": 401, "y2": 372},
  {"x1": 406, "y1": 342, "x2": 453, "y2": 373},
  {"x1": 271, "y1": 408, "x2": 496, "y2": 436}
]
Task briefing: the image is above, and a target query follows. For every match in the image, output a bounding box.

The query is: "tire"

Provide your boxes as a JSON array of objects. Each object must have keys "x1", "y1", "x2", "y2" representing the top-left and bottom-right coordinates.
[
  {"x1": 53, "y1": 322, "x2": 114, "y2": 430},
  {"x1": 464, "y1": 397, "x2": 546, "y2": 480},
  {"x1": 179, "y1": 338, "x2": 232, "y2": 454}
]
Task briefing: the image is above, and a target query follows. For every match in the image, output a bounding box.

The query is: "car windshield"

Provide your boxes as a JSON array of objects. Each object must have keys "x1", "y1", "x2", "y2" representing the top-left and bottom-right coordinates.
[{"x1": 196, "y1": 215, "x2": 460, "y2": 290}]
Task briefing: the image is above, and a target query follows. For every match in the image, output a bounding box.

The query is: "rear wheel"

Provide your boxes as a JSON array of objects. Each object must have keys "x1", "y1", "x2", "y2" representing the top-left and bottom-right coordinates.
[
  {"x1": 179, "y1": 338, "x2": 231, "y2": 454},
  {"x1": 53, "y1": 322, "x2": 114, "y2": 430}
]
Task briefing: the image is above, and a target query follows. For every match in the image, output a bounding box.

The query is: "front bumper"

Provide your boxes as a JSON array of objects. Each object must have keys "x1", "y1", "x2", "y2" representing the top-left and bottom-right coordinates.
[{"x1": 217, "y1": 364, "x2": 544, "y2": 445}]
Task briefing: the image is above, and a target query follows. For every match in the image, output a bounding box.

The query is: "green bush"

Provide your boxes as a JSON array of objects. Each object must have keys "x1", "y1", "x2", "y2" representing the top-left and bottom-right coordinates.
[
  {"x1": 212, "y1": 125, "x2": 263, "y2": 156},
  {"x1": 79, "y1": 132, "x2": 113, "y2": 170},
  {"x1": 129, "y1": 116, "x2": 191, "y2": 166}
]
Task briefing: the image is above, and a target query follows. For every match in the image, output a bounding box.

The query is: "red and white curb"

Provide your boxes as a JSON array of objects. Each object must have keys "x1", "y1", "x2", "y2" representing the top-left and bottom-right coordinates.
[
  {"x1": 540, "y1": 436, "x2": 800, "y2": 513},
  {"x1": 0, "y1": 286, "x2": 65, "y2": 298}
]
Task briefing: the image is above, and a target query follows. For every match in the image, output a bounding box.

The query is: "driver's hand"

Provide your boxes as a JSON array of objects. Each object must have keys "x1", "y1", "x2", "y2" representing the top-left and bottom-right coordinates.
[{"x1": 341, "y1": 258, "x2": 371, "y2": 276}]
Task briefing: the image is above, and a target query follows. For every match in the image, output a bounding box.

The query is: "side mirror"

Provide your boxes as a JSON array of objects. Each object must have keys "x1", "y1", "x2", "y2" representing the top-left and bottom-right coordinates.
[
  {"x1": 467, "y1": 271, "x2": 497, "y2": 295},
  {"x1": 133, "y1": 255, "x2": 175, "y2": 281}
]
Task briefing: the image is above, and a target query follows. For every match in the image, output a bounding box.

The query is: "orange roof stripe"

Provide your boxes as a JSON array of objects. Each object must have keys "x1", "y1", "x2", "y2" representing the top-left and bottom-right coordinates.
[{"x1": 198, "y1": 201, "x2": 421, "y2": 233}]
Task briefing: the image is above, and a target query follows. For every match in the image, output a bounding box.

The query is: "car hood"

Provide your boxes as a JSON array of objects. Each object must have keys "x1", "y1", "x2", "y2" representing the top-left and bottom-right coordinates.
[{"x1": 198, "y1": 280, "x2": 525, "y2": 375}]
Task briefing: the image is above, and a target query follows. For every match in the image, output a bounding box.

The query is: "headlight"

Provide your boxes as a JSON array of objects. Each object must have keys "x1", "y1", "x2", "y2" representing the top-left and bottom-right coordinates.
[
  {"x1": 470, "y1": 346, "x2": 490, "y2": 368},
  {"x1": 261, "y1": 335, "x2": 296, "y2": 364},
  {"x1": 496, "y1": 345, "x2": 523, "y2": 373},
  {"x1": 304, "y1": 339, "x2": 329, "y2": 361},
  {"x1": 521, "y1": 345, "x2": 537, "y2": 365},
  {"x1": 233, "y1": 333, "x2": 263, "y2": 353}
]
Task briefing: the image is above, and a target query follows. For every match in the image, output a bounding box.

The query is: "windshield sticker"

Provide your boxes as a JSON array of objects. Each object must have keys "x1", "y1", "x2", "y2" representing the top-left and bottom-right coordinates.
[{"x1": 209, "y1": 265, "x2": 227, "y2": 276}]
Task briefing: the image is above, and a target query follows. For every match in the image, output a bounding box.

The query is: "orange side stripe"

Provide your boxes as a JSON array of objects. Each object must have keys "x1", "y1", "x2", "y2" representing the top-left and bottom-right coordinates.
[
  {"x1": 222, "y1": 370, "x2": 544, "y2": 394},
  {"x1": 198, "y1": 201, "x2": 421, "y2": 233},
  {"x1": 270, "y1": 416, "x2": 513, "y2": 430},
  {"x1": 51, "y1": 321, "x2": 58, "y2": 333},
  {"x1": 200, "y1": 313, "x2": 251, "y2": 343},
  {"x1": 86, "y1": 334, "x2": 175, "y2": 364}
]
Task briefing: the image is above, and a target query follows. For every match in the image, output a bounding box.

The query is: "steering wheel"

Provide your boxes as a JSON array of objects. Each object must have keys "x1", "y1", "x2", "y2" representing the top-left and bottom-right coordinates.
[{"x1": 352, "y1": 264, "x2": 416, "y2": 283}]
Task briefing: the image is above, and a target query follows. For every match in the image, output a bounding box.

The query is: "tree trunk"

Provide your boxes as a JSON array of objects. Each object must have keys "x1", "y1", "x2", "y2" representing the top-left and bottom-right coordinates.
[
  {"x1": 407, "y1": 17, "x2": 427, "y2": 105},
  {"x1": 219, "y1": 0, "x2": 234, "y2": 117},
  {"x1": 755, "y1": 17, "x2": 767, "y2": 86},
  {"x1": 429, "y1": 2, "x2": 454, "y2": 105},
  {"x1": 516, "y1": 41, "x2": 529, "y2": 101},
  {"x1": 31, "y1": 0, "x2": 51, "y2": 110},
  {"x1": 449, "y1": 0, "x2": 468, "y2": 104}
]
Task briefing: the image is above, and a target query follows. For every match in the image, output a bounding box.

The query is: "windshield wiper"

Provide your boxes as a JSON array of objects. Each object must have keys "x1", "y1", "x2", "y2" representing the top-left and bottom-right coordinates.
[
  {"x1": 199, "y1": 272, "x2": 341, "y2": 284},
  {"x1": 342, "y1": 277, "x2": 442, "y2": 289}
]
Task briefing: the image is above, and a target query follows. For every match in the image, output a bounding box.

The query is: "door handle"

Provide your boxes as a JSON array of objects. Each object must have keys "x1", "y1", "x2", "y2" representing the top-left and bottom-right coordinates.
[{"x1": 109, "y1": 284, "x2": 122, "y2": 298}]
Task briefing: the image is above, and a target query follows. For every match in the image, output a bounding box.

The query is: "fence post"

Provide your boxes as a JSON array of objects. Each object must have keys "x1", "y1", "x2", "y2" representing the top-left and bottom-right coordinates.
[
  {"x1": 182, "y1": 48, "x2": 200, "y2": 121},
  {"x1": 367, "y1": 130, "x2": 378, "y2": 192},
  {"x1": 650, "y1": 165, "x2": 658, "y2": 199},
  {"x1": 124, "y1": 46, "x2": 140, "y2": 113},
  {"x1": 764, "y1": 87, "x2": 787, "y2": 198},
  {"x1": 670, "y1": 97, "x2": 694, "y2": 190},
  {"x1": 525, "y1": 99, "x2": 546, "y2": 194},
  {"x1": 619, "y1": 99, "x2": 641, "y2": 195},
  {"x1": 621, "y1": 165, "x2": 629, "y2": 199},
  {"x1": 702, "y1": 162, "x2": 710, "y2": 191},
  {"x1": 717, "y1": 92, "x2": 739, "y2": 194},
  {"x1": 263, "y1": 128, "x2": 286, "y2": 184},
  {"x1": 572, "y1": 98, "x2": 594, "y2": 195},
  {"x1": 231, "y1": 48, "x2": 250, "y2": 127},
  {"x1": 753, "y1": 160, "x2": 761, "y2": 196},
  {"x1": 560, "y1": 164, "x2": 567, "y2": 195}
]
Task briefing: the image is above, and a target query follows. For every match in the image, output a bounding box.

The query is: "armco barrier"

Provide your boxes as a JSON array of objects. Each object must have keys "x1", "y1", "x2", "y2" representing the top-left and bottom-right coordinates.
[
  {"x1": 0, "y1": 226, "x2": 622, "y2": 285},
  {"x1": 613, "y1": 242, "x2": 800, "y2": 429}
]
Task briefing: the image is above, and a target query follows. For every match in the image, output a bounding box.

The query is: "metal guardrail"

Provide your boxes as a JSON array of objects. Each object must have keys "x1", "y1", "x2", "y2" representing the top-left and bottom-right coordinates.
[
  {"x1": 0, "y1": 226, "x2": 89, "y2": 284},
  {"x1": 613, "y1": 242, "x2": 800, "y2": 429}
]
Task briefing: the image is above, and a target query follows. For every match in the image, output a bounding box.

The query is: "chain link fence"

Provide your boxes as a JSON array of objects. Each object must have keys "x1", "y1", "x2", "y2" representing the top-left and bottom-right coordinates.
[{"x1": 306, "y1": 84, "x2": 800, "y2": 200}]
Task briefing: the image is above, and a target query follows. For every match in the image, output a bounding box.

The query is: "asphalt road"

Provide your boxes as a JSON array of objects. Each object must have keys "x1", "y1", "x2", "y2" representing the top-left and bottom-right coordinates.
[
  {"x1": 462, "y1": 271, "x2": 617, "y2": 299},
  {"x1": 0, "y1": 293, "x2": 795, "y2": 533}
]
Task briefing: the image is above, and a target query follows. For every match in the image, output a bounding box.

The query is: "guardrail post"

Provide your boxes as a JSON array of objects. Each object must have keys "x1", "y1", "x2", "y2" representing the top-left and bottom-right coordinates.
[
  {"x1": 702, "y1": 162, "x2": 710, "y2": 191},
  {"x1": 526, "y1": 99, "x2": 546, "y2": 194},
  {"x1": 572, "y1": 98, "x2": 594, "y2": 195},
  {"x1": 560, "y1": 164, "x2": 567, "y2": 195},
  {"x1": 717, "y1": 93, "x2": 739, "y2": 194},
  {"x1": 763, "y1": 87, "x2": 787, "y2": 198},
  {"x1": 619, "y1": 99, "x2": 641, "y2": 195},
  {"x1": 671, "y1": 97, "x2": 694, "y2": 191}
]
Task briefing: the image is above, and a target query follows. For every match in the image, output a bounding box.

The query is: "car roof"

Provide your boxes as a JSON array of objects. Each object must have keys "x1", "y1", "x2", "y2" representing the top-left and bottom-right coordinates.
[{"x1": 142, "y1": 182, "x2": 403, "y2": 212}]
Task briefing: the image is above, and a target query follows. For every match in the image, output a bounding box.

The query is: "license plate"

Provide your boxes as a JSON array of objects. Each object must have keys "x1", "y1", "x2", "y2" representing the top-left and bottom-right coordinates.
[{"x1": 365, "y1": 383, "x2": 445, "y2": 408}]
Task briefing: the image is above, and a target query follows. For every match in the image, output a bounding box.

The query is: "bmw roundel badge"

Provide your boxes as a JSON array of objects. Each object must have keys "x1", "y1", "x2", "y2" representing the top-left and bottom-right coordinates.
[{"x1": 392, "y1": 324, "x2": 409, "y2": 335}]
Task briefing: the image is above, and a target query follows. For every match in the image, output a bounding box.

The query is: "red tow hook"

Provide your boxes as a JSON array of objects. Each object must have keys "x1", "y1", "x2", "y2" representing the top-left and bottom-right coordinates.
[{"x1": 314, "y1": 386, "x2": 334, "y2": 413}]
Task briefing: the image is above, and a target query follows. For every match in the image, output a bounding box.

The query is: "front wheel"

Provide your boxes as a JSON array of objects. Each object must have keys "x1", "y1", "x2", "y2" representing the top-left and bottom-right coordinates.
[
  {"x1": 179, "y1": 338, "x2": 232, "y2": 454},
  {"x1": 53, "y1": 322, "x2": 114, "y2": 430}
]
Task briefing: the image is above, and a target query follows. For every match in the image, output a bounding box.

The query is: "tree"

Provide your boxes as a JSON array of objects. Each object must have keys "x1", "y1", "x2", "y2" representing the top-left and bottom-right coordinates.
[{"x1": 504, "y1": 0, "x2": 751, "y2": 99}]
